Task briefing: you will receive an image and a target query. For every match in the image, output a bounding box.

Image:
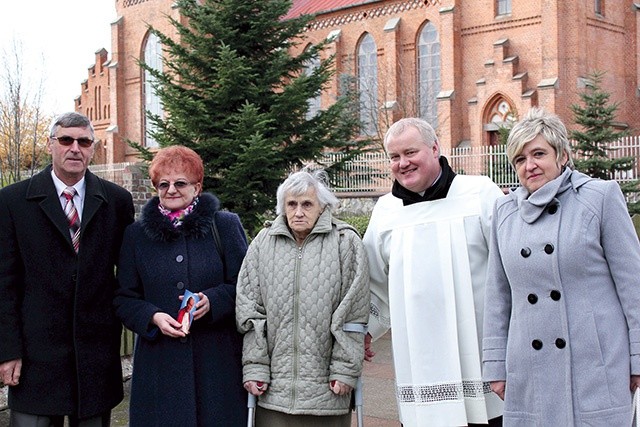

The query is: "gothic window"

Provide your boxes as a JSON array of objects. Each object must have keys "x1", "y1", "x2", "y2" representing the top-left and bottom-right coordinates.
[
  {"x1": 357, "y1": 33, "x2": 378, "y2": 136},
  {"x1": 303, "y1": 47, "x2": 321, "y2": 120},
  {"x1": 489, "y1": 100, "x2": 514, "y2": 123},
  {"x1": 497, "y1": 0, "x2": 511, "y2": 15},
  {"x1": 486, "y1": 98, "x2": 515, "y2": 145},
  {"x1": 143, "y1": 32, "x2": 163, "y2": 148},
  {"x1": 417, "y1": 22, "x2": 441, "y2": 129}
]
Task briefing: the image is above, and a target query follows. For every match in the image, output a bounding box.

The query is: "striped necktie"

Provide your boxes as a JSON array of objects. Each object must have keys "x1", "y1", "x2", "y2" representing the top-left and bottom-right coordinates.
[{"x1": 63, "y1": 187, "x2": 80, "y2": 253}]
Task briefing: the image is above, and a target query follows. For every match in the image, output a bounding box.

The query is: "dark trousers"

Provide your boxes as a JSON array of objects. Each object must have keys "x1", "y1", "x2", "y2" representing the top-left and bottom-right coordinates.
[
  {"x1": 469, "y1": 415, "x2": 503, "y2": 427},
  {"x1": 401, "y1": 415, "x2": 503, "y2": 427},
  {"x1": 10, "y1": 410, "x2": 111, "y2": 427}
]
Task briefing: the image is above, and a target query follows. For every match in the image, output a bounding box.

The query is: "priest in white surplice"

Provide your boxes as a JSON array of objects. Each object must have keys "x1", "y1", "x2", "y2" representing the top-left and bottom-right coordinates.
[{"x1": 363, "y1": 118, "x2": 504, "y2": 426}]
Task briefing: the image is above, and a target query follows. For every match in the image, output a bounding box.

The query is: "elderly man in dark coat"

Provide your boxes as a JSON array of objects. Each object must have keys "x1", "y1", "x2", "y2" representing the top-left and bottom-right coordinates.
[{"x1": 0, "y1": 112, "x2": 134, "y2": 426}]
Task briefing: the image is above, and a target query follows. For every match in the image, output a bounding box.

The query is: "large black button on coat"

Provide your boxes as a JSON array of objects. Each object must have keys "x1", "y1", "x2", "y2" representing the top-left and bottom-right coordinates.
[
  {"x1": 521, "y1": 247, "x2": 531, "y2": 258},
  {"x1": 532, "y1": 340, "x2": 543, "y2": 350},
  {"x1": 544, "y1": 244, "x2": 554, "y2": 254},
  {"x1": 528, "y1": 294, "x2": 538, "y2": 304},
  {"x1": 547, "y1": 204, "x2": 558, "y2": 215},
  {"x1": 550, "y1": 290, "x2": 561, "y2": 301},
  {"x1": 555, "y1": 338, "x2": 566, "y2": 349}
]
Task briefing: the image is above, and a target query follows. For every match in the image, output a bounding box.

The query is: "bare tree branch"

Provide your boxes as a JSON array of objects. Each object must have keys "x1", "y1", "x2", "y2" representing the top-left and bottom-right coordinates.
[{"x1": 0, "y1": 37, "x2": 50, "y2": 186}]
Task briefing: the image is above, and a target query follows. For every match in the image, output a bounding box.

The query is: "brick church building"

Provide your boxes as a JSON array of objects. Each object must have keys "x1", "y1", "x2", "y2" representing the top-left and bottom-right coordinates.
[{"x1": 75, "y1": 0, "x2": 640, "y2": 164}]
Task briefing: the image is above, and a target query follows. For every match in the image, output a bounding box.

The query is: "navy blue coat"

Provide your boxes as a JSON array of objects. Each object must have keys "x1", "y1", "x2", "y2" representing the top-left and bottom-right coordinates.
[
  {"x1": 0, "y1": 165, "x2": 134, "y2": 418},
  {"x1": 115, "y1": 193, "x2": 248, "y2": 426}
]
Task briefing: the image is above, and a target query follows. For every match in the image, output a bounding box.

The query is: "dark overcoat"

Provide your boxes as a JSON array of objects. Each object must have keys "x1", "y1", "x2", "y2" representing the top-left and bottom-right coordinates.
[
  {"x1": 114, "y1": 193, "x2": 248, "y2": 427},
  {"x1": 0, "y1": 165, "x2": 134, "y2": 418}
]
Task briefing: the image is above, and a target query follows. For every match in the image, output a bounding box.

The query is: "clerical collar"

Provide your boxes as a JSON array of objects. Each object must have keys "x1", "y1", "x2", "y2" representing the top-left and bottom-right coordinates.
[
  {"x1": 418, "y1": 169, "x2": 443, "y2": 196},
  {"x1": 391, "y1": 156, "x2": 456, "y2": 206}
]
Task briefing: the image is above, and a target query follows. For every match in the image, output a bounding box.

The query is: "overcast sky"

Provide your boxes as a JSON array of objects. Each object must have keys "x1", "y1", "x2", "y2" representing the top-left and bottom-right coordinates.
[{"x1": 0, "y1": 1, "x2": 116, "y2": 116}]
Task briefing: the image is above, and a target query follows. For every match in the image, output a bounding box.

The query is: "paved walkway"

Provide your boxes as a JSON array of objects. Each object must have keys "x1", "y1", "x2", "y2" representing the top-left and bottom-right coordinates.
[
  {"x1": 354, "y1": 331, "x2": 400, "y2": 426},
  {"x1": 0, "y1": 332, "x2": 399, "y2": 426}
]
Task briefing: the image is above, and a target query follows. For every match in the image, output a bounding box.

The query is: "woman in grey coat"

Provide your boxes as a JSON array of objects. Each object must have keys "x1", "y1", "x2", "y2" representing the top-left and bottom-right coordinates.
[
  {"x1": 482, "y1": 107, "x2": 640, "y2": 426},
  {"x1": 236, "y1": 169, "x2": 370, "y2": 427}
]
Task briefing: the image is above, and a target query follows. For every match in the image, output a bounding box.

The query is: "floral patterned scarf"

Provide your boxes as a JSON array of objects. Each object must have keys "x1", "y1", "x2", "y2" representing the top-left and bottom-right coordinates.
[{"x1": 158, "y1": 196, "x2": 199, "y2": 228}]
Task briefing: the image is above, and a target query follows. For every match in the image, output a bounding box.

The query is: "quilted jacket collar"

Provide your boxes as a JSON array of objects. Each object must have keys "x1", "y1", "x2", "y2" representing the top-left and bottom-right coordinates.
[
  {"x1": 268, "y1": 208, "x2": 333, "y2": 241},
  {"x1": 268, "y1": 208, "x2": 361, "y2": 240}
]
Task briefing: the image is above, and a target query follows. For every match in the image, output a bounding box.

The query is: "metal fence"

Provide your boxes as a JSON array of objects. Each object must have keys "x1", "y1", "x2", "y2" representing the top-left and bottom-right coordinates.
[
  {"x1": 89, "y1": 136, "x2": 640, "y2": 194},
  {"x1": 95, "y1": 137, "x2": 640, "y2": 356},
  {"x1": 325, "y1": 135, "x2": 640, "y2": 193},
  {"x1": 324, "y1": 146, "x2": 517, "y2": 193}
]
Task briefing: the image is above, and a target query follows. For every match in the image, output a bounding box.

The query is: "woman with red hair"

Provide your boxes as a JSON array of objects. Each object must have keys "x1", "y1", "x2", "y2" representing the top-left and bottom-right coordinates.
[{"x1": 116, "y1": 145, "x2": 248, "y2": 426}]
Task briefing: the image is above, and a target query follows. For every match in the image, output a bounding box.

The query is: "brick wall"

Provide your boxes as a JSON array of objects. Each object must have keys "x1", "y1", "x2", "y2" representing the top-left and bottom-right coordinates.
[
  {"x1": 121, "y1": 164, "x2": 154, "y2": 217},
  {"x1": 76, "y1": 0, "x2": 640, "y2": 163}
]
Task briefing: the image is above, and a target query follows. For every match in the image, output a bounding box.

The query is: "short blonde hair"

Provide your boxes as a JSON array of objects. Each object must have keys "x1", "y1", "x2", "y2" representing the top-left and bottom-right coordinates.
[{"x1": 506, "y1": 107, "x2": 574, "y2": 169}]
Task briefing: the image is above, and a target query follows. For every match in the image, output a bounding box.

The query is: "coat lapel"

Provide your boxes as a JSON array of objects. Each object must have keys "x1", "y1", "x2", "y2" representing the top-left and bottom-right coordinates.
[
  {"x1": 26, "y1": 166, "x2": 107, "y2": 252},
  {"x1": 81, "y1": 170, "x2": 107, "y2": 230},
  {"x1": 27, "y1": 166, "x2": 74, "y2": 248}
]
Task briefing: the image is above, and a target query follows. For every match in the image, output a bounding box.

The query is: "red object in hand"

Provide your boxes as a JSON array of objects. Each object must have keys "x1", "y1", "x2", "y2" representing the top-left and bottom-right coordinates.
[
  {"x1": 330, "y1": 380, "x2": 336, "y2": 387},
  {"x1": 256, "y1": 382, "x2": 264, "y2": 387}
]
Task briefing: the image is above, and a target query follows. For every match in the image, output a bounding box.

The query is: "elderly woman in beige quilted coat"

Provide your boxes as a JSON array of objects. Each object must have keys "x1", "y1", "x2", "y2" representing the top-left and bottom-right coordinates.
[{"x1": 236, "y1": 169, "x2": 370, "y2": 427}]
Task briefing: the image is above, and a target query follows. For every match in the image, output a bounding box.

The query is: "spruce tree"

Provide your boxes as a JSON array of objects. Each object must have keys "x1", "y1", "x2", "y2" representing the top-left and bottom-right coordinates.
[
  {"x1": 570, "y1": 71, "x2": 639, "y2": 213},
  {"x1": 139, "y1": 0, "x2": 365, "y2": 234}
]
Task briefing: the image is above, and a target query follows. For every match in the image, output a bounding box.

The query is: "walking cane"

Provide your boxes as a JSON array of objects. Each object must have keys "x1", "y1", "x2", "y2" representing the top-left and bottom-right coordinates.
[
  {"x1": 343, "y1": 322, "x2": 368, "y2": 427},
  {"x1": 247, "y1": 393, "x2": 257, "y2": 427},
  {"x1": 354, "y1": 375, "x2": 364, "y2": 427}
]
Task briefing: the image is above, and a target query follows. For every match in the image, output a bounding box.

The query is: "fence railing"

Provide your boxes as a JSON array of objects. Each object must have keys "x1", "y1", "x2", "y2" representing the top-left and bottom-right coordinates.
[
  {"x1": 324, "y1": 135, "x2": 640, "y2": 193},
  {"x1": 323, "y1": 146, "x2": 518, "y2": 192},
  {"x1": 93, "y1": 137, "x2": 640, "y2": 356},
  {"x1": 89, "y1": 136, "x2": 640, "y2": 194}
]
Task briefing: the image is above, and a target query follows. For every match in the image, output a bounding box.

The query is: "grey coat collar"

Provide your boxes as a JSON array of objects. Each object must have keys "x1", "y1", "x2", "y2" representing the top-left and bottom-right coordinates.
[{"x1": 511, "y1": 168, "x2": 593, "y2": 224}]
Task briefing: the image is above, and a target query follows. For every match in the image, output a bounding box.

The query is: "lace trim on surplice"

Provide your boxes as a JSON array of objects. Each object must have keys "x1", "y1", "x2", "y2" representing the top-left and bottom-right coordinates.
[{"x1": 397, "y1": 380, "x2": 492, "y2": 403}]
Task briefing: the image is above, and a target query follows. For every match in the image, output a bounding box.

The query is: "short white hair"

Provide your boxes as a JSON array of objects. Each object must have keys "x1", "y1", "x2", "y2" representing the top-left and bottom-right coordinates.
[{"x1": 275, "y1": 168, "x2": 339, "y2": 215}]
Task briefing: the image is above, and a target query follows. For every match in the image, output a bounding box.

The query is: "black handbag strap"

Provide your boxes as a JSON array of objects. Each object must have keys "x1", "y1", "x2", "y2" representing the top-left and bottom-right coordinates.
[{"x1": 211, "y1": 212, "x2": 228, "y2": 282}]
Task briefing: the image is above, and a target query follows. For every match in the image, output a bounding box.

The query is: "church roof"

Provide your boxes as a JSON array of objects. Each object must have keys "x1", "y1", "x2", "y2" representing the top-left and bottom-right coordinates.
[{"x1": 283, "y1": 0, "x2": 383, "y2": 20}]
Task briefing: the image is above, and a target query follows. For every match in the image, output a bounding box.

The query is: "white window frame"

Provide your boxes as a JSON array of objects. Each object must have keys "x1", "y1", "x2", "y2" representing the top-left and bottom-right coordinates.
[
  {"x1": 417, "y1": 22, "x2": 441, "y2": 129},
  {"x1": 497, "y1": 0, "x2": 511, "y2": 15},
  {"x1": 357, "y1": 33, "x2": 378, "y2": 137},
  {"x1": 303, "y1": 50, "x2": 321, "y2": 120},
  {"x1": 143, "y1": 32, "x2": 163, "y2": 148}
]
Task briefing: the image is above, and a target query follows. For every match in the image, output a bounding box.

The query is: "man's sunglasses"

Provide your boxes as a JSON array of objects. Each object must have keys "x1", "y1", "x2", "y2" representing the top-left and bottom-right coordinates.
[{"x1": 51, "y1": 136, "x2": 94, "y2": 148}]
